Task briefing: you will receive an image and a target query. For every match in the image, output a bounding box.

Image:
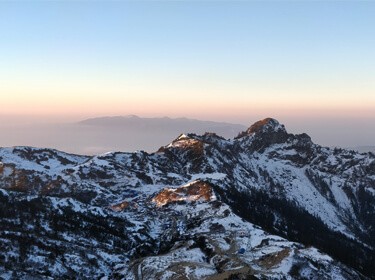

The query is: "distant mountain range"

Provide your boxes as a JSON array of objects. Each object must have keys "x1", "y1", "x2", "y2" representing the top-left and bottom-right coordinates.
[
  {"x1": 78, "y1": 115, "x2": 246, "y2": 137},
  {"x1": 74, "y1": 115, "x2": 246, "y2": 154},
  {"x1": 0, "y1": 116, "x2": 247, "y2": 155}
]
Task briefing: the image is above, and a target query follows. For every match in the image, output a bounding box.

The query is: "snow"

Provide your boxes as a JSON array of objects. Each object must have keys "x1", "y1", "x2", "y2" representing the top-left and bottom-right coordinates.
[
  {"x1": 177, "y1": 134, "x2": 188, "y2": 140},
  {"x1": 0, "y1": 272, "x2": 12, "y2": 280},
  {"x1": 1, "y1": 167, "x2": 13, "y2": 177},
  {"x1": 215, "y1": 239, "x2": 231, "y2": 251},
  {"x1": 160, "y1": 271, "x2": 176, "y2": 280},
  {"x1": 365, "y1": 187, "x2": 375, "y2": 196},
  {"x1": 191, "y1": 266, "x2": 216, "y2": 278},
  {"x1": 50, "y1": 197, "x2": 107, "y2": 217},
  {"x1": 0, "y1": 188, "x2": 9, "y2": 196},
  {"x1": 136, "y1": 183, "x2": 166, "y2": 196},
  {"x1": 252, "y1": 151, "x2": 351, "y2": 235},
  {"x1": 167, "y1": 172, "x2": 184, "y2": 179},
  {"x1": 272, "y1": 251, "x2": 294, "y2": 274},
  {"x1": 326, "y1": 154, "x2": 339, "y2": 165},
  {"x1": 301, "y1": 247, "x2": 332, "y2": 262},
  {"x1": 141, "y1": 247, "x2": 207, "y2": 270},
  {"x1": 165, "y1": 134, "x2": 198, "y2": 148},
  {"x1": 191, "y1": 172, "x2": 227, "y2": 181},
  {"x1": 97, "y1": 251, "x2": 123, "y2": 263},
  {"x1": 0, "y1": 147, "x2": 88, "y2": 176},
  {"x1": 330, "y1": 179, "x2": 355, "y2": 214},
  {"x1": 87, "y1": 156, "x2": 112, "y2": 168},
  {"x1": 248, "y1": 228, "x2": 268, "y2": 248}
]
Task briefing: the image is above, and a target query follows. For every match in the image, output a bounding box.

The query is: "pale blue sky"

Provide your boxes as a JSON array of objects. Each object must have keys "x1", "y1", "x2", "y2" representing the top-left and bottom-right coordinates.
[{"x1": 0, "y1": 1, "x2": 374, "y2": 147}]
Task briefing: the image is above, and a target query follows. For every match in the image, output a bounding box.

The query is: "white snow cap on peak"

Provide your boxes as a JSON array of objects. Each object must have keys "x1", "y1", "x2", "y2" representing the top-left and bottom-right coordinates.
[{"x1": 176, "y1": 133, "x2": 189, "y2": 140}]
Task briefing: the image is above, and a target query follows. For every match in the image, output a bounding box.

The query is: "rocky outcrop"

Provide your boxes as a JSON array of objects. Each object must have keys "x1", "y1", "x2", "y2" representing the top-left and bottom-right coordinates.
[{"x1": 152, "y1": 180, "x2": 213, "y2": 206}]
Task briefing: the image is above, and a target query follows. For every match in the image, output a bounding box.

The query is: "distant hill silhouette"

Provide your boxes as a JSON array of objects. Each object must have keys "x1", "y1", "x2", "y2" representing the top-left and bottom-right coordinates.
[
  {"x1": 79, "y1": 115, "x2": 246, "y2": 137},
  {"x1": 74, "y1": 115, "x2": 246, "y2": 153}
]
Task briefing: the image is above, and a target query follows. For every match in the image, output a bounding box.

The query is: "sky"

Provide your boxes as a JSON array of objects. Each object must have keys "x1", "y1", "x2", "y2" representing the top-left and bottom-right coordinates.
[{"x1": 0, "y1": 1, "x2": 374, "y2": 149}]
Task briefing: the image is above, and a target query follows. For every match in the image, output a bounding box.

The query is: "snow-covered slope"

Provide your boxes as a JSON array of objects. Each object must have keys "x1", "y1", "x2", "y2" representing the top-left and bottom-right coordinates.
[{"x1": 0, "y1": 118, "x2": 374, "y2": 279}]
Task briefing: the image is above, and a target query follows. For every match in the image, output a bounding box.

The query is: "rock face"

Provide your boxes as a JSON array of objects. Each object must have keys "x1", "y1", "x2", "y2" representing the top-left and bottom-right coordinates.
[
  {"x1": 236, "y1": 117, "x2": 286, "y2": 137},
  {"x1": 152, "y1": 180, "x2": 213, "y2": 206},
  {"x1": 0, "y1": 118, "x2": 374, "y2": 279}
]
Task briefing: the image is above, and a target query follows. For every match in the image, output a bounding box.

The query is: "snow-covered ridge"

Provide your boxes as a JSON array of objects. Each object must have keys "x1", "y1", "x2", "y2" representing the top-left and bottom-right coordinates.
[{"x1": 0, "y1": 117, "x2": 374, "y2": 279}]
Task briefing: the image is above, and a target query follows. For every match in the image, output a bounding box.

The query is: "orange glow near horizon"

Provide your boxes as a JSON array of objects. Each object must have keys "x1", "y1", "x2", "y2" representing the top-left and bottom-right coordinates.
[
  {"x1": 1, "y1": 88, "x2": 374, "y2": 119},
  {"x1": 1, "y1": 69, "x2": 374, "y2": 123},
  {"x1": 1, "y1": 96, "x2": 374, "y2": 125}
]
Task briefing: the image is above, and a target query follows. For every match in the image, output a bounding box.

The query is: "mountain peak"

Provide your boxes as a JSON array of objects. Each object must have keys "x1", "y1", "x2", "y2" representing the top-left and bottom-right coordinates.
[
  {"x1": 247, "y1": 118, "x2": 281, "y2": 133},
  {"x1": 236, "y1": 118, "x2": 286, "y2": 139},
  {"x1": 167, "y1": 134, "x2": 203, "y2": 149},
  {"x1": 124, "y1": 114, "x2": 140, "y2": 119}
]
